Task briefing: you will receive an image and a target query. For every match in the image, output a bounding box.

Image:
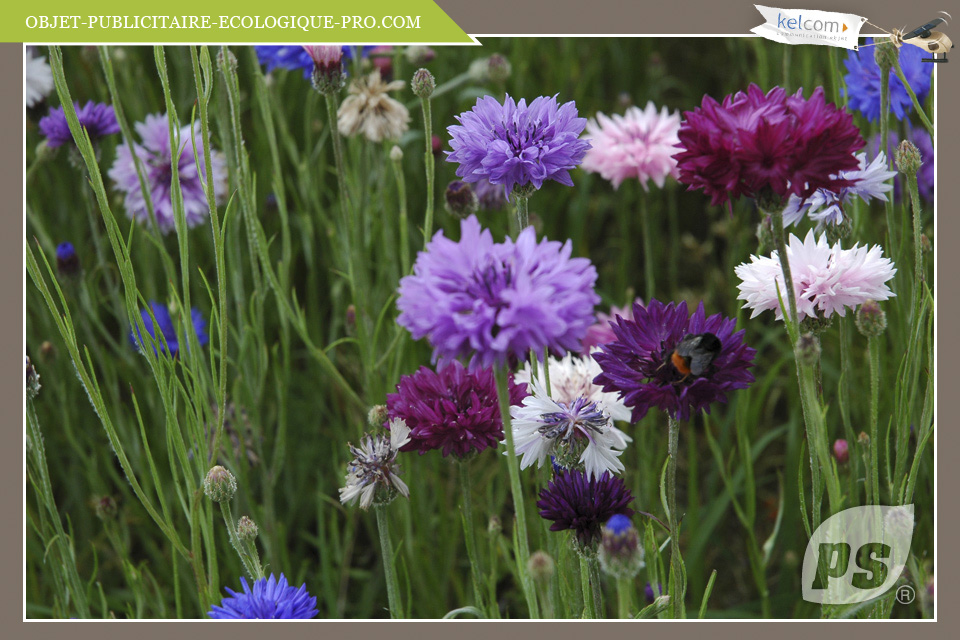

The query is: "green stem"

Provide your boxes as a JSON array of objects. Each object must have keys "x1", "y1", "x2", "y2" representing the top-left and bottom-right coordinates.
[
  {"x1": 220, "y1": 501, "x2": 263, "y2": 581},
  {"x1": 639, "y1": 194, "x2": 655, "y2": 301},
  {"x1": 906, "y1": 171, "x2": 924, "y2": 313},
  {"x1": 666, "y1": 415, "x2": 685, "y2": 619},
  {"x1": 375, "y1": 505, "x2": 403, "y2": 618},
  {"x1": 879, "y1": 66, "x2": 897, "y2": 256},
  {"x1": 769, "y1": 207, "x2": 798, "y2": 328},
  {"x1": 892, "y1": 59, "x2": 934, "y2": 136},
  {"x1": 390, "y1": 153, "x2": 410, "y2": 275},
  {"x1": 579, "y1": 555, "x2": 595, "y2": 618},
  {"x1": 420, "y1": 95, "x2": 435, "y2": 245},
  {"x1": 458, "y1": 460, "x2": 486, "y2": 612},
  {"x1": 588, "y1": 556, "x2": 604, "y2": 617},
  {"x1": 514, "y1": 194, "x2": 529, "y2": 232},
  {"x1": 868, "y1": 337, "x2": 881, "y2": 505},
  {"x1": 617, "y1": 577, "x2": 634, "y2": 618},
  {"x1": 494, "y1": 367, "x2": 540, "y2": 618}
]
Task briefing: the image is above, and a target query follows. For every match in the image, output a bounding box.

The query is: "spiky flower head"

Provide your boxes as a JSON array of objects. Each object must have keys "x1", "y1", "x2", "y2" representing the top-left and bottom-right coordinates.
[
  {"x1": 411, "y1": 68, "x2": 436, "y2": 99},
  {"x1": 208, "y1": 574, "x2": 318, "y2": 619},
  {"x1": 599, "y1": 514, "x2": 645, "y2": 579},
  {"x1": 537, "y1": 469, "x2": 635, "y2": 548},
  {"x1": 446, "y1": 94, "x2": 590, "y2": 198},
  {"x1": 895, "y1": 139, "x2": 922, "y2": 177},
  {"x1": 593, "y1": 299, "x2": 756, "y2": 422},
  {"x1": 236, "y1": 516, "x2": 259, "y2": 541},
  {"x1": 203, "y1": 465, "x2": 237, "y2": 503},
  {"x1": 39, "y1": 101, "x2": 120, "y2": 148},
  {"x1": 855, "y1": 300, "x2": 887, "y2": 338},
  {"x1": 339, "y1": 419, "x2": 411, "y2": 510},
  {"x1": 337, "y1": 70, "x2": 410, "y2": 142},
  {"x1": 304, "y1": 45, "x2": 345, "y2": 94}
]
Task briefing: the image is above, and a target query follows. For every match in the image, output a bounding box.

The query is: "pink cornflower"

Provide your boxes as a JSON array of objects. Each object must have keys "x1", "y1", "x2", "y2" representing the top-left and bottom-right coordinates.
[
  {"x1": 582, "y1": 102, "x2": 681, "y2": 190},
  {"x1": 582, "y1": 299, "x2": 642, "y2": 353}
]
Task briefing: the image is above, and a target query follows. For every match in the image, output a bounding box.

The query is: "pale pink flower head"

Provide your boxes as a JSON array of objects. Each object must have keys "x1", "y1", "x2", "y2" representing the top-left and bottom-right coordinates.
[
  {"x1": 735, "y1": 230, "x2": 896, "y2": 321},
  {"x1": 582, "y1": 299, "x2": 642, "y2": 353},
  {"x1": 302, "y1": 45, "x2": 343, "y2": 72},
  {"x1": 581, "y1": 102, "x2": 682, "y2": 190}
]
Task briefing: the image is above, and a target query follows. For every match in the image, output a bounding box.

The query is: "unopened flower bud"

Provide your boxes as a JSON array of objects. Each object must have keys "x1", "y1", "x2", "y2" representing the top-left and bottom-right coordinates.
[
  {"x1": 306, "y1": 45, "x2": 345, "y2": 95},
  {"x1": 236, "y1": 515, "x2": 258, "y2": 541},
  {"x1": 874, "y1": 41, "x2": 899, "y2": 71},
  {"x1": 94, "y1": 495, "x2": 118, "y2": 521},
  {"x1": 26, "y1": 356, "x2": 41, "y2": 399},
  {"x1": 444, "y1": 180, "x2": 479, "y2": 219},
  {"x1": 431, "y1": 134, "x2": 443, "y2": 156},
  {"x1": 217, "y1": 48, "x2": 238, "y2": 73},
  {"x1": 855, "y1": 300, "x2": 887, "y2": 338},
  {"x1": 203, "y1": 465, "x2": 237, "y2": 503},
  {"x1": 527, "y1": 550, "x2": 555, "y2": 582},
  {"x1": 895, "y1": 139, "x2": 922, "y2": 177},
  {"x1": 486, "y1": 54, "x2": 511, "y2": 83},
  {"x1": 857, "y1": 431, "x2": 870, "y2": 446},
  {"x1": 404, "y1": 46, "x2": 436, "y2": 66},
  {"x1": 367, "y1": 405, "x2": 389, "y2": 428},
  {"x1": 644, "y1": 582, "x2": 664, "y2": 604},
  {"x1": 825, "y1": 217, "x2": 852, "y2": 245},
  {"x1": 487, "y1": 515, "x2": 502, "y2": 536},
  {"x1": 40, "y1": 341, "x2": 55, "y2": 361},
  {"x1": 598, "y1": 514, "x2": 644, "y2": 579},
  {"x1": 796, "y1": 333, "x2": 820, "y2": 367},
  {"x1": 411, "y1": 68, "x2": 435, "y2": 99},
  {"x1": 389, "y1": 145, "x2": 403, "y2": 163},
  {"x1": 833, "y1": 439, "x2": 849, "y2": 464},
  {"x1": 56, "y1": 242, "x2": 80, "y2": 277}
]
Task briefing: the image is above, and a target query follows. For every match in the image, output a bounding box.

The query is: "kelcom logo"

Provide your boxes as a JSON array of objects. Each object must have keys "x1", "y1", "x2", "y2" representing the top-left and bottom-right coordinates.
[{"x1": 777, "y1": 12, "x2": 849, "y2": 33}]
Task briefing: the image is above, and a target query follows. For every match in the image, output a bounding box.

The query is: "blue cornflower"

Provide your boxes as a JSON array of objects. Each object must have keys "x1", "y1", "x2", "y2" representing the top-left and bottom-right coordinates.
[
  {"x1": 255, "y1": 45, "x2": 375, "y2": 78},
  {"x1": 208, "y1": 574, "x2": 319, "y2": 619},
  {"x1": 55, "y1": 242, "x2": 80, "y2": 276},
  {"x1": 446, "y1": 94, "x2": 591, "y2": 197},
  {"x1": 843, "y1": 39, "x2": 932, "y2": 122},
  {"x1": 38, "y1": 101, "x2": 119, "y2": 148},
  {"x1": 131, "y1": 301, "x2": 209, "y2": 357}
]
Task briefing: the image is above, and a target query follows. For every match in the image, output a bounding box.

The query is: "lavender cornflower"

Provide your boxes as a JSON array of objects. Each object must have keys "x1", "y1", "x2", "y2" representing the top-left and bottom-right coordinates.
[
  {"x1": 131, "y1": 301, "x2": 209, "y2": 358},
  {"x1": 108, "y1": 113, "x2": 228, "y2": 233},
  {"x1": 843, "y1": 38, "x2": 932, "y2": 122},
  {"x1": 593, "y1": 299, "x2": 756, "y2": 422},
  {"x1": 537, "y1": 469, "x2": 635, "y2": 547},
  {"x1": 446, "y1": 94, "x2": 591, "y2": 198},
  {"x1": 397, "y1": 215, "x2": 599, "y2": 370},
  {"x1": 781, "y1": 152, "x2": 898, "y2": 227},
  {"x1": 39, "y1": 101, "x2": 119, "y2": 148},
  {"x1": 339, "y1": 419, "x2": 411, "y2": 510},
  {"x1": 208, "y1": 574, "x2": 318, "y2": 619}
]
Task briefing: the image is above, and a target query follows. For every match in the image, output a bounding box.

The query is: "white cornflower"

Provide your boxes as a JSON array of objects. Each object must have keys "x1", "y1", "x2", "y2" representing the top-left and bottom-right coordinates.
[
  {"x1": 509, "y1": 375, "x2": 626, "y2": 480},
  {"x1": 339, "y1": 419, "x2": 411, "y2": 510},
  {"x1": 337, "y1": 70, "x2": 410, "y2": 142},
  {"x1": 25, "y1": 47, "x2": 54, "y2": 109}
]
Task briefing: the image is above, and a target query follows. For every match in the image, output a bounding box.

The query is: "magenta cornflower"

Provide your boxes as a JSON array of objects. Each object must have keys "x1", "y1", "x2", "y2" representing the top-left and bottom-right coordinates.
[
  {"x1": 593, "y1": 299, "x2": 756, "y2": 422},
  {"x1": 446, "y1": 94, "x2": 591, "y2": 197},
  {"x1": 536, "y1": 469, "x2": 635, "y2": 547},
  {"x1": 674, "y1": 84, "x2": 864, "y2": 207},
  {"x1": 108, "y1": 114, "x2": 228, "y2": 233},
  {"x1": 397, "y1": 215, "x2": 599, "y2": 370},
  {"x1": 385, "y1": 361, "x2": 529, "y2": 457},
  {"x1": 582, "y1": 102, "x2": 681, "y2": 190},
  {"x1": 39, "y1": 101, "x2": 119, "y2": 148}
]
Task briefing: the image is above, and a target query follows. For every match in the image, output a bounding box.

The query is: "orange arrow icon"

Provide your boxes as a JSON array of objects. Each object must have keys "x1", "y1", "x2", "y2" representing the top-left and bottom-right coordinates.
[{"x1": 843, "y1": 23, "x2": 848, "y2": 32}]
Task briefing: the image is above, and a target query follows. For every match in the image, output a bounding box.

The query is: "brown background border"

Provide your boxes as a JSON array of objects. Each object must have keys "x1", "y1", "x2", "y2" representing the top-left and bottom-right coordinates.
[{"x1": 12, "y1": 0, "x2": 953, "y2": 635}]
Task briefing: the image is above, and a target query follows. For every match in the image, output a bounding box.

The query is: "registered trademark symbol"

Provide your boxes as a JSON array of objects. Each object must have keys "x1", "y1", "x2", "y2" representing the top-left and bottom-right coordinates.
[{"x1": 896, "y1": 585, "x2": 916, "y2": 605}]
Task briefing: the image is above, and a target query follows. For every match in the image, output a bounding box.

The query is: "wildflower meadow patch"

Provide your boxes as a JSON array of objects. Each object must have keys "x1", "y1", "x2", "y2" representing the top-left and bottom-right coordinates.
[{"x1": 25, "y1": 40, "x2": 934, "y2": 620}]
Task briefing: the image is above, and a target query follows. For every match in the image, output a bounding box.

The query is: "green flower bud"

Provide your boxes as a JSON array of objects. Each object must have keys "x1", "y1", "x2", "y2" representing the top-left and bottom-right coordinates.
[
  {"x1": 527, "y1": 550, "x2": 555, "y2": 582},
  {"x1": 236, "y1": 515, "x2": 259, "y2": 541},
  {"x1": 895, "y1": 139, "x2": 922, "y2": 177},
  {"x1": 855, "y1": 300, "x2": 887, "y2": 338},
  {"x1": 411, "y1": 68, "x2": 435, "y2": 99},
  {"x1": 203, "y1": 465, "x2": 237, "y2": 503}
]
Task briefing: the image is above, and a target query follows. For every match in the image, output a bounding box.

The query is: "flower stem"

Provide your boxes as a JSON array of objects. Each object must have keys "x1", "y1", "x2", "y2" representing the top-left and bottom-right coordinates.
[
  {"x1": 375, "y1": 504, "x2": 403, "y2": 618},
  {"x1": 220, "y1": 501, "x2": 263, "y2": 581},
  {"x1": 420, "y1": 95, "x2": 436, "y2": 246},
  {"x1": 617, "y1": 577, "x2": 634, "y2": 618},
  {"x1": 892, "y1": 59, "x2": 934, "y2": 137},
  {"x1": 579, "y1": 555, "x2": 595, "y2": 618},
  {"x1": 515, "y1": 194, "x2": 529, "y2": 232},
  {"x1": 879, "y1": 66, "x2": 897, "y2": 256},
  {"x1": 666, "y1": 415, "x2": 685, "y2": 619},
  {"x1": 458, "y1": 459, "x2": 487, "y2": 612},
  {"x1": 769, "y1": 208, "x2": 798, "y2": 328},
  {"x1": 868, "y1": 337, "x2": 882, "y2": 504},
  {"x1": 494, "y1": 366, "x2": 540, "y2": 618},
  {"x1": 589, "y1": 555, "x2": 604, "y2": 616},
  {"x1": 639, "y1": 194, "x2": 655, "y2": 301},
  {"x1": 906, "y1": 170, "x2": 924, "y2": 313},
  {"x1": 390, "y1": 152, "x2": 410, "y2": 274}
]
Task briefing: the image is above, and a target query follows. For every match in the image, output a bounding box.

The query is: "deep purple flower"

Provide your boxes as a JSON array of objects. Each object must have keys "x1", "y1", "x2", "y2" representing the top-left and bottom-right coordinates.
[
  {"x1": 55, "y1": 242, "x2": 79, "y2": 276},
  {"x1": 386, "y1": 361, "x2": 529, "y2": 457},
  {"x1": 644, "y1": 582, "x2": 664, "y2": 604},
  {"x1": 397, "y1": 215, "x2": 599, "y2": 370},
  {"x1": 674, "y1": 84, "x2": 864, "y2": 207},
  {"x1": 131, "y1": 301, "x2": 209, "y2": 357},
  {"x1": 874, "y1": 127, "x2": 934, "y2": 202},
  {"x1": 108, "y1": 114, "x2": 228, "y2": 234},
  {"x1": 39, "y1": 101, "x2": 119, "y2": 148},
  {"x1": 536, "y1": 469, "x2": 634, "y2": 547},
  {"x1": 843, "y1": 38, "x2": 932, "y2": 122},
  {"x1": 208, "y1": 574, "x2": 318, "y2": 619},
  {"x1": 446, "y1": 94, "x2": 591, "y2": 197},
  {"x1": 593, "y1": 299, "x2": 756, "y2": 422}
]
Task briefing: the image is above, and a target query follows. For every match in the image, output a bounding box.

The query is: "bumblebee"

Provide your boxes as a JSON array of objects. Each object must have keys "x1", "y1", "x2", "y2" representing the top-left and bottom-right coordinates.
[{"x1": 669, "y1": 332, "x2": 722, "y2": 378}]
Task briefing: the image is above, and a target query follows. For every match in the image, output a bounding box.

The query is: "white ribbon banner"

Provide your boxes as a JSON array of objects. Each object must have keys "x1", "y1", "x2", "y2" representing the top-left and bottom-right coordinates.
[{"x1": 752, "y1": 5, "x2": 867, "y2": 50}]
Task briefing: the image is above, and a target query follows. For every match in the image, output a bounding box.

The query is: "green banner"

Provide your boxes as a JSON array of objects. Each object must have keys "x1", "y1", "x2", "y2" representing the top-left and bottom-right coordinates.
[{"x1": 14, "y1": 1, "x2": 475, "y2": 43}]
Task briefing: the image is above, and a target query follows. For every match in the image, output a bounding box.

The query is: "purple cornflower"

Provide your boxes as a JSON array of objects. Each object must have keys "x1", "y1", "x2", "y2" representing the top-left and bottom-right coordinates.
[
  {"x1": 446, "y1": 94, "x2": 591, "y2": 198},
  {"x1": 645, "y1": 582, "x2": 664, "y2": 604},
  {"x1": 536, "y1": 469, "x2": 635, "y2": 547},
  {"x1": 843, "y1": 38, "x2": 932, "y2": 122},
  {"x1": 108, "y1": 114, "x2": 227, "y2": 234},
  {"x1": 593, "y1": 299, "x2": 756, "y2": 422},
  {"x1": 208, "y1": 574, "x2": 318, "y2": 619},
  {"x1": 255, "y1": 45, "x2": 373, "y2": 78},
  {"x1": 674, "y1": 84, "x2": 864, "y2": 207},
  {"x1": 131, "y1": 301, "x2": 209, "y2": 358},
  {"x1": 55, "y1": 242, "x2": 79, "y2": 276},
  {"x1": 39, "y1": 101, "x2": 119, "y2": 148},
  {"x1": 385, "y1": 361, "x2": 529, "y2": 457},
  {"x1": 397, "y1": 215, "x2": 599, "y2": 370}
]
